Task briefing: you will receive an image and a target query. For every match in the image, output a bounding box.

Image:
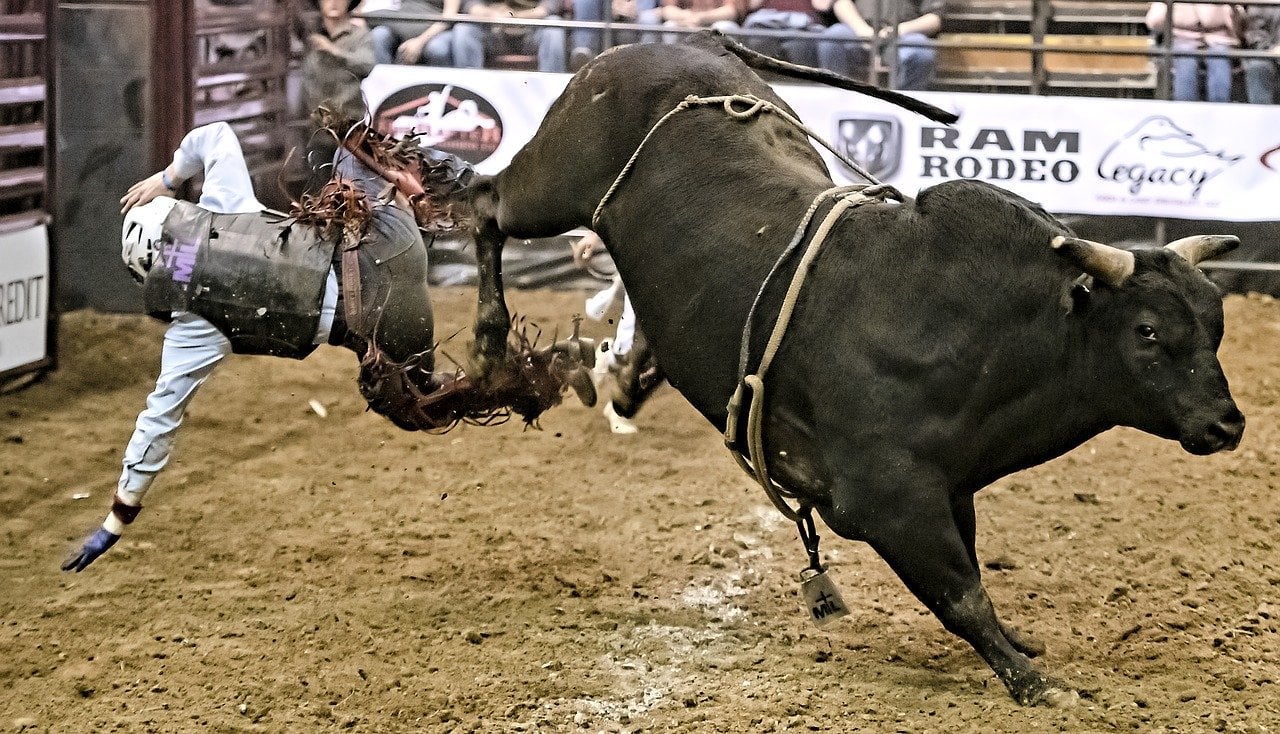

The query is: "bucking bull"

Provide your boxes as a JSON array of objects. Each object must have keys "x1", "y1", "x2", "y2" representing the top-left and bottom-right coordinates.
[{"x1": 465, "y1": 31, "x2": 1246, "y2": 705}]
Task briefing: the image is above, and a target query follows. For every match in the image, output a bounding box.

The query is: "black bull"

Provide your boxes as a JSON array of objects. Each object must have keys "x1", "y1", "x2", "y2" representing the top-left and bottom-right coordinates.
[{"x1": 465, "y1": 32, "x2": 1246, "y2": 705}]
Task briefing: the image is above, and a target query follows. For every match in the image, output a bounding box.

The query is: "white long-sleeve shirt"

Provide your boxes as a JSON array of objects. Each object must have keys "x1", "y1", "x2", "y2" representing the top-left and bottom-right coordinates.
[{"x1": 115, "y1": 122, "x2": 338, "y2": 508}]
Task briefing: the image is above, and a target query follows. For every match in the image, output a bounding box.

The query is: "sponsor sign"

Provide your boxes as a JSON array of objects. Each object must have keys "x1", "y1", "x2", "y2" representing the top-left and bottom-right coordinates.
[
  {"x1": 0, "y1": 224, "x2": 50, "y2": 375},
  {"x1": 363, "y1": 66, "x2": 569, "y2": 173},
  {"x1": 373, "y1": 82, "x2": 505, "y2": 166},
  {"x1": 834, "y1": 114, "x2": 902, "y2": 181},
  {"x1": 364, "y1": 67, "x2": 1280, "y2": 222},
  {"x1": 787, "y1": 90, "x2": 1276, "y2": 221}
]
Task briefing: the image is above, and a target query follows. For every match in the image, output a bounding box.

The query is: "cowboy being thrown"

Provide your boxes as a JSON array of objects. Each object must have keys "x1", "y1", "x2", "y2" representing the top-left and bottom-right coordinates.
[{"x1": 62, "y1": 120, "x2": 594, "y2": 572}]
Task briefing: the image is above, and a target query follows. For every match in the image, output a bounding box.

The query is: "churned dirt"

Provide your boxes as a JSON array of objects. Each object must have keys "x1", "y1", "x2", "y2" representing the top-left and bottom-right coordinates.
[{"x1": 2, "y1": 287, "x2": 1279, "y2": 733}]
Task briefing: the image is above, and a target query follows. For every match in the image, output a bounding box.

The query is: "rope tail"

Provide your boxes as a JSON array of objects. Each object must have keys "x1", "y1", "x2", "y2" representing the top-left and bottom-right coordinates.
[{"x1": 709, "y1": 29, "x2": 959, "y2": 125}]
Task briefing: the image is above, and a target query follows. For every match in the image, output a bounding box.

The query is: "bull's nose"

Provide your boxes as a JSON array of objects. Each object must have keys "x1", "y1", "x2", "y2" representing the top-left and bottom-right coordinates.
[{"x1": 1207, "y1": 408, "x2": 1246, "y2": 452}]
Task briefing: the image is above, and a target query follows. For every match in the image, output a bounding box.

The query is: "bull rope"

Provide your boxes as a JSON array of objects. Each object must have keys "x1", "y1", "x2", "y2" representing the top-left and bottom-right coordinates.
[
  {"x1": 724, "y1": 186, "x2": 892, "y2": 522},
  {"x1": 591, "y1": 92, "x2": 900, "y2": 524}
]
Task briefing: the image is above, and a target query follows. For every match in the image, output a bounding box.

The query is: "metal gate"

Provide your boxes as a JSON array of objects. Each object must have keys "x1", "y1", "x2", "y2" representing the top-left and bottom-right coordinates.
[{"x1": 1, "y1": 0, "x2": 54, "y2": 388}]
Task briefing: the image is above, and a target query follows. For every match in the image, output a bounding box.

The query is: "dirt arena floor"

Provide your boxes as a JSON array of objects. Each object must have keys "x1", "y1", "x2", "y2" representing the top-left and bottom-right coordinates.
[{"x1": 3, "y1": 286, "x2": 1279, "y2": 733}]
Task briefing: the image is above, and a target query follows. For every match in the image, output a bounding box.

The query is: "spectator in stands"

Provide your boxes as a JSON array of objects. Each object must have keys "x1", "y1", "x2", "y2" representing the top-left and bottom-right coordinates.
[
  {"x1": 358, "y1": 0, "x2": 462, "y2": 65},
  {"x1": 1145, "y1": 2, "x2": 1241, "y2": 103},
  {"x1": 303, "y1": 0, "x2": 376, "y2": 121},
  {"x1": 1242, "y1": 3, "x2": 1280, "y2": 104},
  {"x1": 817, "y1": 0, "x2": 942, "y2": 90},
  {"x1": 452, "y1": 0, "x2": 569, "y2": 72},
  {"x1": 647, "y1": 0, "x2": 743, "y2": 44},
  {"x1": 569, "y1": 0, "x2": 660, "y2": 71},
  {"x1": 728, "y1": 0, "x2": 833, "y2": 67}
]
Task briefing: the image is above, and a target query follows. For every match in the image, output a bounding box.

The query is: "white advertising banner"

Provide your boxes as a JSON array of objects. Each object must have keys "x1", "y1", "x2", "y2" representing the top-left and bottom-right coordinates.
[
  {"x1": 363, "y1": 66, "x2": 1280, "y2": 222},
  {"x1": 0, "y1": 224, "x2": 50, "y2": 374}
]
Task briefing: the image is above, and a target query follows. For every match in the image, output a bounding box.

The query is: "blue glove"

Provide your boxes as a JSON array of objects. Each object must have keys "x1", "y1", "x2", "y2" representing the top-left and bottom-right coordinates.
[{"x1": 61, "y1": 528, "x2": 121, "y2": 572}]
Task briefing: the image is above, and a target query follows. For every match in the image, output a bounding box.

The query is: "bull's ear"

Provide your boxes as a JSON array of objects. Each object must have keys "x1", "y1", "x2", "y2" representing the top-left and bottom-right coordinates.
[
  {"x1": 1050, "y1": 235, "x2": 1135, "y2": 288},
  {"x1": 1166, "y1": 234, "x2": 1240, "y2": 267},
  {"x1": 1064, "y1": 274, "x2": 1092, "y2": 314}
]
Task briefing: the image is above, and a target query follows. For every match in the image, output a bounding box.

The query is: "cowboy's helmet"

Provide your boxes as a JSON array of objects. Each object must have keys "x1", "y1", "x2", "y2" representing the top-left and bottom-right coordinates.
[{"x1": 121, "y1": 197, "x2": 178, "y2": 283}]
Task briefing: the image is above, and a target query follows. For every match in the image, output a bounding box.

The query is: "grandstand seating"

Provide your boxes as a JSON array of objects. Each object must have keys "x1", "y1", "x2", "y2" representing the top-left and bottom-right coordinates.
[
  {"x1": 933, "y1": 32, "x2": 1156, "y2": 92},
  {"x1": 934, "y1": 0, "x2": 1156, "y2": 94}
]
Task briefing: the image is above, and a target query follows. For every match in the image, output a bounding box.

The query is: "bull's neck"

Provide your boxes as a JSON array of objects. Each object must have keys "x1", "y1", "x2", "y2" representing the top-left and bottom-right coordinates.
[{"x1": 962, "y1": 294, "x2": 1113, "y2": 490}]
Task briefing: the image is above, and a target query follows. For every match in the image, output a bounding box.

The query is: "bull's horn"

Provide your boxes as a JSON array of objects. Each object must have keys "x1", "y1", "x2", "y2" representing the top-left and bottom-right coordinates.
[
  {"x1": 1166, "y1": 234, "x2": 1240, "y2": 267},
  {"x1": 1050, "y1": 235, "x2": 1135, "y2": 287}
]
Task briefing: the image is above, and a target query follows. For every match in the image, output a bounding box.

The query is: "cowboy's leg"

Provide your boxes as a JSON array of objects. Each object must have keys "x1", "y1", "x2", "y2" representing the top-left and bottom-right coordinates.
[{"x1": 360, "y1": 205, "x2": 435, "y2": 367}]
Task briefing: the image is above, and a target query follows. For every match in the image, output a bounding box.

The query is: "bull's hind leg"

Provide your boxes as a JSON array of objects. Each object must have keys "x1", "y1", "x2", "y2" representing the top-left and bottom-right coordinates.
[
  {"x1": 469, "y1": 179, "x2": 513, "y2": 385},
  {"x1": 607, "y1": 330, "x2": 664, "y2": 420},
  {"x1": 821, "y1": 469, "x2": 1076, "y2": 706},
  {"x1": 952, "y1": 494, "x2": 1046, "y2": 658}
]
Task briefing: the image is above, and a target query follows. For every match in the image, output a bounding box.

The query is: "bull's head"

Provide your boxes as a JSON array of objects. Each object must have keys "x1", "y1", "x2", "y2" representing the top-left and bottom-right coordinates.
[{"x1": 1051, "y1": 234, "x2": 1245, "y2": 455}]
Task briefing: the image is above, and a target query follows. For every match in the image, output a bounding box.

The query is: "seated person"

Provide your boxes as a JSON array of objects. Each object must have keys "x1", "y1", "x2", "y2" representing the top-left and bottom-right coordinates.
[
  {"x1": 569, "y1": 0, "x2": 660, "y2": 71},
  {"x1": 303, "y1": 0, "x2": 375, "y2": 121},
  {"x1": 1145, "y1": 2, "x2": 1241, "y2": 103},
  {"x1": 727, "y1": 0, "x2": 833, "y2": 67},
  {"x1": 646, "y1": 0, "x2": 743, "y2": 44},
  {"x1": 358, "y1": 0, "x2": 462, "y2": 65},
  {"x1": 1242, "y1": 3, "x2": 1280, "y2": 104},
  {"x1": 452, "y1": 0, "x2": 568, "y2": 72},
  {"x1": 817, "y1": 0, "x2": 941, "y2": 91}
]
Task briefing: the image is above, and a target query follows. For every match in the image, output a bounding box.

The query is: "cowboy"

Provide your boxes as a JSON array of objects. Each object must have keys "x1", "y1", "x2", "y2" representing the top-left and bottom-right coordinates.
[{"x1": 62, "y1": 120, "x2": 588, "y2": 572}]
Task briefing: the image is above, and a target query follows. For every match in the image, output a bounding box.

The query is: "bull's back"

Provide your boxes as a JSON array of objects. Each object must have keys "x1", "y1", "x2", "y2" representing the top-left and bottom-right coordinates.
[{"x1": 492, "y1": 39, "x2": 823, "y2": 235}]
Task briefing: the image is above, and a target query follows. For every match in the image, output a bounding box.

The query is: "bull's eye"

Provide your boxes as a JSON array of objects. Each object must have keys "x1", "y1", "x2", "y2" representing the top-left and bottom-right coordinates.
[{"x1": 1136, "y1": 324, "x2": 1157, "y2": 341}]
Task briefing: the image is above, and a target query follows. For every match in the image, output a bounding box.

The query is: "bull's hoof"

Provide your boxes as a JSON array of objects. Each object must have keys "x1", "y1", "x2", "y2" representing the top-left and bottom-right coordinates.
[
  {"x1": 1011, "y1": 674, "x2": 1079, "y2": 708},
  {"x1": 1037, "y1": 687, "x2": 1081, "y2": 708},
  {"x1": 1001, "y1": 623, "x2": 1046, "y2": 658}
]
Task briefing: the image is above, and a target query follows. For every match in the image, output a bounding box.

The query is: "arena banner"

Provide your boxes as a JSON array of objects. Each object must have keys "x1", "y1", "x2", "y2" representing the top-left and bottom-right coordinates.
[
  {"x1": 363, "y1": 66, "x2": 1280, "y2": 222},
  {"x1": 0, "y1": 223, "x2": 50, "y2": 376}
]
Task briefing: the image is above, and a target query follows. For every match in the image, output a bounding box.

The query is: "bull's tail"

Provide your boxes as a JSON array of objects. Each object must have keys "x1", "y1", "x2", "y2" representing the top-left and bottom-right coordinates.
[{"x1": 708, "y1": 30, "x2": 959, "y2": 124}]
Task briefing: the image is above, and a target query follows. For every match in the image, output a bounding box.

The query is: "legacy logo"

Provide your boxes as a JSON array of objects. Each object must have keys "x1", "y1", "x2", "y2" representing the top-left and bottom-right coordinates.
[
  {"x1": 1096, "y1": 116, "x2": 1242, "y2": 198},
  {"x1": 835, "y1": 115, "x2": 902, "y2": 180},
  {"x1": 374, "y1": 83, "x2": 503, "y2": 165}
]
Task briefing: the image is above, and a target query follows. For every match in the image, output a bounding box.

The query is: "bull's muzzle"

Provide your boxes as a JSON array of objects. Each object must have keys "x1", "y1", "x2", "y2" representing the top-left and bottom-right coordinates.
[{"x1": 1182, "y1": 405, "x2": 1245, "y2": 455}]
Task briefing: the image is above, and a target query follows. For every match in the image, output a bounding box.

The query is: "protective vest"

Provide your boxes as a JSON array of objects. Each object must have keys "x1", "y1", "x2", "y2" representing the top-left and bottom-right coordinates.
[{"x1": 142, "y1": 201, "x2": 338, "y2": 359}]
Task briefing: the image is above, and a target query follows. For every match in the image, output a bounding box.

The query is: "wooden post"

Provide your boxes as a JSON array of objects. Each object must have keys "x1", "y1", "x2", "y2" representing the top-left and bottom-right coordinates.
[{"x1": 150, "y1": 0, "x2": 194, "y2": 172}]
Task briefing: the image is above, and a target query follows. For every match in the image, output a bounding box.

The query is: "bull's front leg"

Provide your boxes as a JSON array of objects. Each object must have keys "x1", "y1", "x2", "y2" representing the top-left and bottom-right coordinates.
[
  {"x1": 821, "y1": 464, "x2": 1078, "y2": 707},
  {"x1": 952, "y1": 493, "x2": 1047, "y2": 658},
  {"x1": 469, "y1": 183, "x2": 511, "y2": 387}
]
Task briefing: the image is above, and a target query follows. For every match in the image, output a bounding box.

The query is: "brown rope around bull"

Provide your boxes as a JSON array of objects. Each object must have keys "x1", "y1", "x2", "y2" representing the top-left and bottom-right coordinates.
[{"x1": 590, "y1": 92, "x2": 899, "y2": 519}]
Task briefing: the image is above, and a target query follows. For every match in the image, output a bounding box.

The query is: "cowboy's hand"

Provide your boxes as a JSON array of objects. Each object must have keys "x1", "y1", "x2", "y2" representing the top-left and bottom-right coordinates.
[
  {"x1": 119, "y1": 172, "x2": 172, "y2": 214},
  {"x1": 61, "y1": 527, "x2": 121, "y2": 572}
]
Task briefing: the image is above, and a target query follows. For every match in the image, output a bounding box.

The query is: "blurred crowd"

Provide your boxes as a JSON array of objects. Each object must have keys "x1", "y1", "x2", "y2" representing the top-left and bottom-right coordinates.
[
  {"x1": 300, "y1": 0, "x2": 947, "y2": 90},
  {"x1": 295, "y1": 0, "x2": 1280, "y2": 114}
]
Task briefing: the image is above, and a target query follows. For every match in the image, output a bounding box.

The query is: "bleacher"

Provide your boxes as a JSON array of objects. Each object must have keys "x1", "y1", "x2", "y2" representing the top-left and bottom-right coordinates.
[
  {"x1": 452, "y1": 0, "x2": 1162, "y2": 97},
  {"x1": 933, "y1": 0, "x2": 1157, "y2": 95}
]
